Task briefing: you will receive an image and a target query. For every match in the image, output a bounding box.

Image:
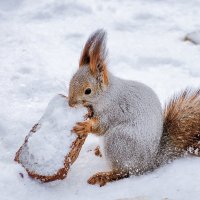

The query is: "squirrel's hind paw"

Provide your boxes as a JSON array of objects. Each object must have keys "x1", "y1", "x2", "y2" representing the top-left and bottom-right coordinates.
[
  {"x1": 87, "y1": 170, "x2": 129, "y2": 187},
  {"x1": 87, "y1": 172, "x2": 110, "y2": 187}
]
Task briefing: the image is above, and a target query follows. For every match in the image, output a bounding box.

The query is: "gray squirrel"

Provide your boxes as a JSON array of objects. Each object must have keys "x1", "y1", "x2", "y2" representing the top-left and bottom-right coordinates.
[{"x1": 69, "y1": 29, "x2": 200, "y2": 186}]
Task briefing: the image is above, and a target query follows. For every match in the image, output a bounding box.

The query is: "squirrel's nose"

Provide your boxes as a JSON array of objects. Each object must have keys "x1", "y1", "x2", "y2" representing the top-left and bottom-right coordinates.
[{"x1": 68, "y1": 98, "x2": 77, "y2": 107}]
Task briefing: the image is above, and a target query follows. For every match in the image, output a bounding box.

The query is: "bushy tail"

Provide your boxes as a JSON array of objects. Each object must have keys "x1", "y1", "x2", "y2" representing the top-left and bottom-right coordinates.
[{"x1": 163, "y1": 89, "x2": 200, "y2": 157}]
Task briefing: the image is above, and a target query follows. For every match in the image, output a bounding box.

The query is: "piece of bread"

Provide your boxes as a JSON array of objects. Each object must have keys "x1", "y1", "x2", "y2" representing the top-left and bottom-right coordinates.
[{"x1": 15, "y1": 94, "x2": 87, "y2": 182}]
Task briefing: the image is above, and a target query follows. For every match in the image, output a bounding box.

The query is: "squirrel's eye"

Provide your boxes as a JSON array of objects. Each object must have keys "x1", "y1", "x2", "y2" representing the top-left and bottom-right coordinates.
[{"x1": 85, "y1": 88, "x2": 91, "y2": 95}]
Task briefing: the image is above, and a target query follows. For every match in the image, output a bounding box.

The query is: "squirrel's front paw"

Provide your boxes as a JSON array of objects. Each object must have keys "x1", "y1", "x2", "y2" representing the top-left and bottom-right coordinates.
[
  {"x1": 72, "y1": 121, "x2": 92, "y2": 137},
  {"x1": 87, "y1": 172, "x2": 109, "y2": 187}
]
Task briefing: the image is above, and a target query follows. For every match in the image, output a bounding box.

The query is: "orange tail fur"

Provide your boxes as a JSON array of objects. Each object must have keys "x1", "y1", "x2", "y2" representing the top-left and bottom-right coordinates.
[{"x1": 163, "y1": 89, "x2": 200, "y2": 156}]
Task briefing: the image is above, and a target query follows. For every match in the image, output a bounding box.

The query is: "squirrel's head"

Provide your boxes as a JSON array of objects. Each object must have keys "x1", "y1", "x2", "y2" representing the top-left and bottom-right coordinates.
[{"x1": 68, "y1": 29, "x2": 109, "y2": 107}]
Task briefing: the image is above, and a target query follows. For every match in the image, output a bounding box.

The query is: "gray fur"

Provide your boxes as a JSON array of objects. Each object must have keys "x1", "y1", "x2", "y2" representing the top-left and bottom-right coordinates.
[{"x1": 93, "y1": 73, "x2": 163, "y2": 174}]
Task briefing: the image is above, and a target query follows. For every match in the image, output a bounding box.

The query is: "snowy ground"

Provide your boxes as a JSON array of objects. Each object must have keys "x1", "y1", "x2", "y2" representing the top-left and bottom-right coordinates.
[{"x1": 1, "y1": 0, "x2": 200, "y2": 199}]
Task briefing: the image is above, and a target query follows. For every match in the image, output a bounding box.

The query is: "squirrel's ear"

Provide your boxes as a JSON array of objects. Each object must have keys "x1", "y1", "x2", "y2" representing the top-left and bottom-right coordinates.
[{"x1": 79, "y1": 29, "x2": 108, "y2": 86}]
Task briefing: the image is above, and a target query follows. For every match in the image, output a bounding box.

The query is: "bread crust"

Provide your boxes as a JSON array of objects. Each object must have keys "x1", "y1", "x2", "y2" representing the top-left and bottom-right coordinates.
[{"x1": 15, "y1": 121, "x2": 87, "y2": 182}]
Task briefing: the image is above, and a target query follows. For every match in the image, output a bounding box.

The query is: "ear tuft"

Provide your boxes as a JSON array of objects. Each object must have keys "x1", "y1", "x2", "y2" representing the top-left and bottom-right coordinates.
[
  {"x1": 79, "y1": 29, "x2": 108, "y2": 86},
  {"x1": 79, "y1": 29, "x2": 107, "y2": 68}
]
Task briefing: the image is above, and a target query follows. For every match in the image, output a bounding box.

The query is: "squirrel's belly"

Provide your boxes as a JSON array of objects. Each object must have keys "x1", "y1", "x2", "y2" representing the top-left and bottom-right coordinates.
[{"x1": 103, "y1": 123, "x2": 162, "y2": 174}]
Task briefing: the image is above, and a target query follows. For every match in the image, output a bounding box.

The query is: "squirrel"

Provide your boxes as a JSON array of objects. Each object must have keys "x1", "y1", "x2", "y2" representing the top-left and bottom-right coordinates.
[{"x1": 68, "y1": 29, "x2": 200, "y2": 186}]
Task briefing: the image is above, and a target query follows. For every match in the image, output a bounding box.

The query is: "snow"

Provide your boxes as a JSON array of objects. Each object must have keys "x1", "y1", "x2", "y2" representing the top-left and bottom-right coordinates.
[
  {"x1": 185, "y1": 31, "x2": 200, "y2": 44},
  {"x1": 18, "y1": 95, "x2": 86, "y2": 176},
  {"x1": 1, "y1": 0, "x2": 200, "y2": 200}
]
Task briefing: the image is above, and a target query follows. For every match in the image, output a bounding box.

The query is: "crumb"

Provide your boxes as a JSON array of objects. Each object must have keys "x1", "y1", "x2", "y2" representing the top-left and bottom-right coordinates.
[
  {"x1": 94, "y1": 146, "x2": 102, "y2": 157},
  {"x1": 19, "y1": 173, "x2": 24, "y2": 178}
]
